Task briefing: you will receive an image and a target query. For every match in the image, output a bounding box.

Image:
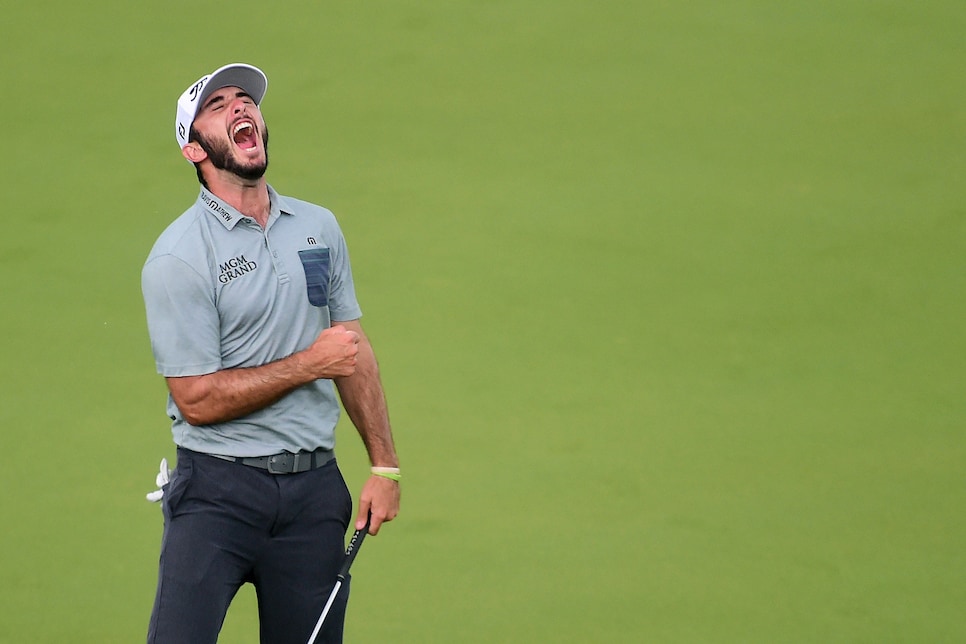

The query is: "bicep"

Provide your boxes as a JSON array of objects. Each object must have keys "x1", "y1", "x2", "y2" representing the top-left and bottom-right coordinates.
[{"x1": 333, "y1": 317, "x2": 363, "y2": 333}]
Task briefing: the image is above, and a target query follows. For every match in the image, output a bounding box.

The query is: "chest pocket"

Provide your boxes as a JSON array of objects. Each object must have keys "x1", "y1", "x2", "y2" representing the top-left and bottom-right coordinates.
[{"x1": 298, "y1": 248, "x2": 331, "y2": 307}]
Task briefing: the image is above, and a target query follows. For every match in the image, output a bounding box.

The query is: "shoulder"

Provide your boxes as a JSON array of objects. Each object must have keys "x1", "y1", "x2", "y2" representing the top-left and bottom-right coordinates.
[
  {"x1": 146, "y1": 204, "x2": 206, "y2": 259},
  {"x1": 142, "y1": 203, "x2": 215, "y2": 283},
  {"x1": 276, "y1": 192, "x2": 340, "y2": 227}
]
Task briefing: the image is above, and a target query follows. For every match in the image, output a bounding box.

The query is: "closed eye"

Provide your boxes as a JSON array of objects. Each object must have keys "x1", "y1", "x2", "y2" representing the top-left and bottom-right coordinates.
[
  {"x1": 202, "y1": 95, "x2": 226, "y2": 112},
  {"x1": 201, "y1": 91, "x2": 254, "y2": 113}
]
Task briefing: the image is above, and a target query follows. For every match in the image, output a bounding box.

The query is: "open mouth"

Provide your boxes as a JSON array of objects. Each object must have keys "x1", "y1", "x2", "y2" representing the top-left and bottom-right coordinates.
[{"x1": 232, "y1": 121, "x2": 258, "y2": 150}]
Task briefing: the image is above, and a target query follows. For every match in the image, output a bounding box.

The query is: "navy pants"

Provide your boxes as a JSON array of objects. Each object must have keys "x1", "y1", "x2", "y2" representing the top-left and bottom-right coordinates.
[{"x1": 148, "y1": 448, "x2": 353, "y2": 644}]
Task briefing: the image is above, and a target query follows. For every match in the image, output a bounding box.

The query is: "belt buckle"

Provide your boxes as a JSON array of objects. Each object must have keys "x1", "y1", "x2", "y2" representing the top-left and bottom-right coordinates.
[{"x1": 267, "y1": 453, "x2": 295, "y2": 474}]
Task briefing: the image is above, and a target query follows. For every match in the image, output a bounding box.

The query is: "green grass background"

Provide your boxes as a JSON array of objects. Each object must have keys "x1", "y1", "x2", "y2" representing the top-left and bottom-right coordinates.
[{"x1": 2, "y1": 1, "x2": 963, "y2": 641}]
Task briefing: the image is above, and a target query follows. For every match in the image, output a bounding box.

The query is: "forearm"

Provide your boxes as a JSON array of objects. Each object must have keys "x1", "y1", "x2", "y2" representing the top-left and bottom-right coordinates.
[
  {"x1": 333, "y1": 320, "x2": 401, "y2": 534},
  {"x1": 335, "y1": 328, "x2": 398, "y2": 467},
  {"x1": 167, "y1": 353, "x2": 314, "y2": 426},
  {"x1": 167, "y1": 324, "x2": 361, "y2": 426}
]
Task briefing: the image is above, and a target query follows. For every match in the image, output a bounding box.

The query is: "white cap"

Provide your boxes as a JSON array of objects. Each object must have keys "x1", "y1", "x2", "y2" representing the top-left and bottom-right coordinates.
[{"x1": 175, "y1": 63, "x2": 268, "y2": 150}]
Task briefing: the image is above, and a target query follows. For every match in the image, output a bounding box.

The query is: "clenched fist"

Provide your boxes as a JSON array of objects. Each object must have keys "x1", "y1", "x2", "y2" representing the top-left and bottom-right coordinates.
[{"x1": 302, "y1": 324, "x2": 360, "y2": 379}]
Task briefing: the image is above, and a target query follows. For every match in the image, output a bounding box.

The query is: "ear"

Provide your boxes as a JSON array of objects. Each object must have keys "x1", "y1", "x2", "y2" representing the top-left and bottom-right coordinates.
[{"x1": 182, "y1": 142, "x2": 207, "y2": 164}]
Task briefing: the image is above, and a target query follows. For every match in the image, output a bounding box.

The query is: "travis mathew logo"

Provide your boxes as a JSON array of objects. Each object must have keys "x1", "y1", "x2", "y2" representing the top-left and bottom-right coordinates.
[
  {"x1": 202, "y1": 193, "x2": 234, "y2": 223},
  {"x1": 219, "y1": 255, "x2": 258, "y2": 284}
]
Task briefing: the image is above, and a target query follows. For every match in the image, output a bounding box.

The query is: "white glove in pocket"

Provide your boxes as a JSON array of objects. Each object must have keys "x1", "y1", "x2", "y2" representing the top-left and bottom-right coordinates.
[{"x1": 145, "y1": 458, "x2": 171, "y2": 503}]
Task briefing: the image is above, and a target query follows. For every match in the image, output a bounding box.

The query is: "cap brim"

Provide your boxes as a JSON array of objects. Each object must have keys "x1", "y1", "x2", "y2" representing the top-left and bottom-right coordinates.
[{"x1": 197, "y1": 63, "x2": 268, "y2": 111}]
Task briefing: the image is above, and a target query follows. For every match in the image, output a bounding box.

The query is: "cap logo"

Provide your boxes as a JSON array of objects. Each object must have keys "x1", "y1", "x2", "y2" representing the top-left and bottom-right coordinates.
[{"x1": 188, "y1": 77, "x2": 208, "y2": 102}]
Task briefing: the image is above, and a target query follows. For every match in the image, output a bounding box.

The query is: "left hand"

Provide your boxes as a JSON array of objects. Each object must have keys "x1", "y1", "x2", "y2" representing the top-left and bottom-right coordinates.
[{"x1": 355, "y1": 475, "x2": 400, "y2": 535}]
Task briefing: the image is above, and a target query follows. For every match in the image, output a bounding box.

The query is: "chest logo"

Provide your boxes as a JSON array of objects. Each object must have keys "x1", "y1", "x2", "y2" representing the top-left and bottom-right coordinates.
[{"x1": 218, "y1": 254, "x2": 259, "y2": 284}]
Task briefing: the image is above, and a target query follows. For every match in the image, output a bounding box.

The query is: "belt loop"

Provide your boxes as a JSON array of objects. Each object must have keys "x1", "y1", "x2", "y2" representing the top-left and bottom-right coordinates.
[{"x1": 292, "y1": 452, "x2": 302, "y2": 473}]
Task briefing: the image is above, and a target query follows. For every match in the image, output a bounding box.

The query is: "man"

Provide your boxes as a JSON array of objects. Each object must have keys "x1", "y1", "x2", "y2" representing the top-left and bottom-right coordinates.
[{"x1": 141, "y1": 63, "x2": 401, "y2": 644}]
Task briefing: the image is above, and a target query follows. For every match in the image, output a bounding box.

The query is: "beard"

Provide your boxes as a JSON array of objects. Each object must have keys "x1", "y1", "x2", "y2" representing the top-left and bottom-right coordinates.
[{"x1": 194, "y1": 125, "x2": 270, "y2": 181}]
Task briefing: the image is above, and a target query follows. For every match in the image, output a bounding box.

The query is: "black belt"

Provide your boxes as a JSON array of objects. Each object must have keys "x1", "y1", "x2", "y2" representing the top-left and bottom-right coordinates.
[{"x1": 211, "y1": 447, "x2": 335, "y2": 474}]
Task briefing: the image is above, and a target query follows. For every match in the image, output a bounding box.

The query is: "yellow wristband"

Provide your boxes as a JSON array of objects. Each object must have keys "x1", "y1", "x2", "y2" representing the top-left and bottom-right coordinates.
[{"x1": 371, "y1": 466, "x2": 401, "y2": 482}]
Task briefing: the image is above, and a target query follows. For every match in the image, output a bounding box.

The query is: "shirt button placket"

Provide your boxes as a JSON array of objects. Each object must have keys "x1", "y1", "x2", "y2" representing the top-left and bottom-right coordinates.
[{"x1": 265, "y1": 232, "x2": 289, "y2": 283}]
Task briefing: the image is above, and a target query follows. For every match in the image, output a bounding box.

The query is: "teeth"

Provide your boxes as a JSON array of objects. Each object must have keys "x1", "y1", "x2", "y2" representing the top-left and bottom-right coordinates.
[{"x1": 233, "y1": 122, "x2": 253, "y2": 135}]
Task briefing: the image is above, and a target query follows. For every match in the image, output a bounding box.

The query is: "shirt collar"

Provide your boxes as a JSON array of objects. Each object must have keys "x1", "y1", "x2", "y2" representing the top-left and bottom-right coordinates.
[{"x1": 197, "y1": 184, "x2": 293, "y2": 230}]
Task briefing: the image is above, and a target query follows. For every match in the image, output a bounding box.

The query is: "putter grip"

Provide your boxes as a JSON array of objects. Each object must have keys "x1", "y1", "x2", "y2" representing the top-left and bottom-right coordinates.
[{"x1": 337, "y1": 513, "x2": 371, "y2": 580}]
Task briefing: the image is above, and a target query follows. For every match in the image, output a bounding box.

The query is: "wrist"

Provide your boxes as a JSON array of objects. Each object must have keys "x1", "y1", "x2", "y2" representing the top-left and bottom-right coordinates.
[{"x1": 371, "y1": 466, "x2": 401, "y2": 482}]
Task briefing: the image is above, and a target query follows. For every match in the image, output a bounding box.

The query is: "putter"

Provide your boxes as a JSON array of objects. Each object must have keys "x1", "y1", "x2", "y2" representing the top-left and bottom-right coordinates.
[{"x1": 306, "y1": 512, "x2": 372, "y2": 644}]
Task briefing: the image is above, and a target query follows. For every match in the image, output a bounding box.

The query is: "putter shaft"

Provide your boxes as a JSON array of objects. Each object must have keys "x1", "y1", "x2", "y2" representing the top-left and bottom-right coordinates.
[{"x1": 306, "y1": 514, "x2": 372, "y2": 644}]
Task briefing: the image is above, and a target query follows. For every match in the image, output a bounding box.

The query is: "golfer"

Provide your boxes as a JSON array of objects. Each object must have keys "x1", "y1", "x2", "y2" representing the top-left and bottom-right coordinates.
[{"x1": 141, "y1": 63, "x2": 401, "y2": 643}]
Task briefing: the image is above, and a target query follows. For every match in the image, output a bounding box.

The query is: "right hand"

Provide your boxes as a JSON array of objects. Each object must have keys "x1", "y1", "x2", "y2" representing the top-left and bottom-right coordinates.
[{"x1": 303, "y1": 324, "x2": 360, "y2": 378}]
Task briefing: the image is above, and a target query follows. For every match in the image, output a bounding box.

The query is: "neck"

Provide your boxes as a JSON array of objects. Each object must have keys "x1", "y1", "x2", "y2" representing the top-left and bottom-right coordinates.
[{"x1": 205, "y1": 174, "x2": 271, "y2": 227}]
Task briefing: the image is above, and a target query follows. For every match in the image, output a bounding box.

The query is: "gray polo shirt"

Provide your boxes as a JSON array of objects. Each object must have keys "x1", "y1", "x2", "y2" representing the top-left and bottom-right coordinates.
[{"x1": 142, "y1": 185, "x2": 362, "y2": 456}]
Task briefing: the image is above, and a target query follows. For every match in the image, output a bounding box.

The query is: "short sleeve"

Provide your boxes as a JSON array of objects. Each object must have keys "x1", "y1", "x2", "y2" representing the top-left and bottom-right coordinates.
[
  {"x1": 325, "y1": 223, "x2": 363, "y2": 323},
  {"x1": 142, "y1": 254, "x2": 223, "y2": 376}
]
